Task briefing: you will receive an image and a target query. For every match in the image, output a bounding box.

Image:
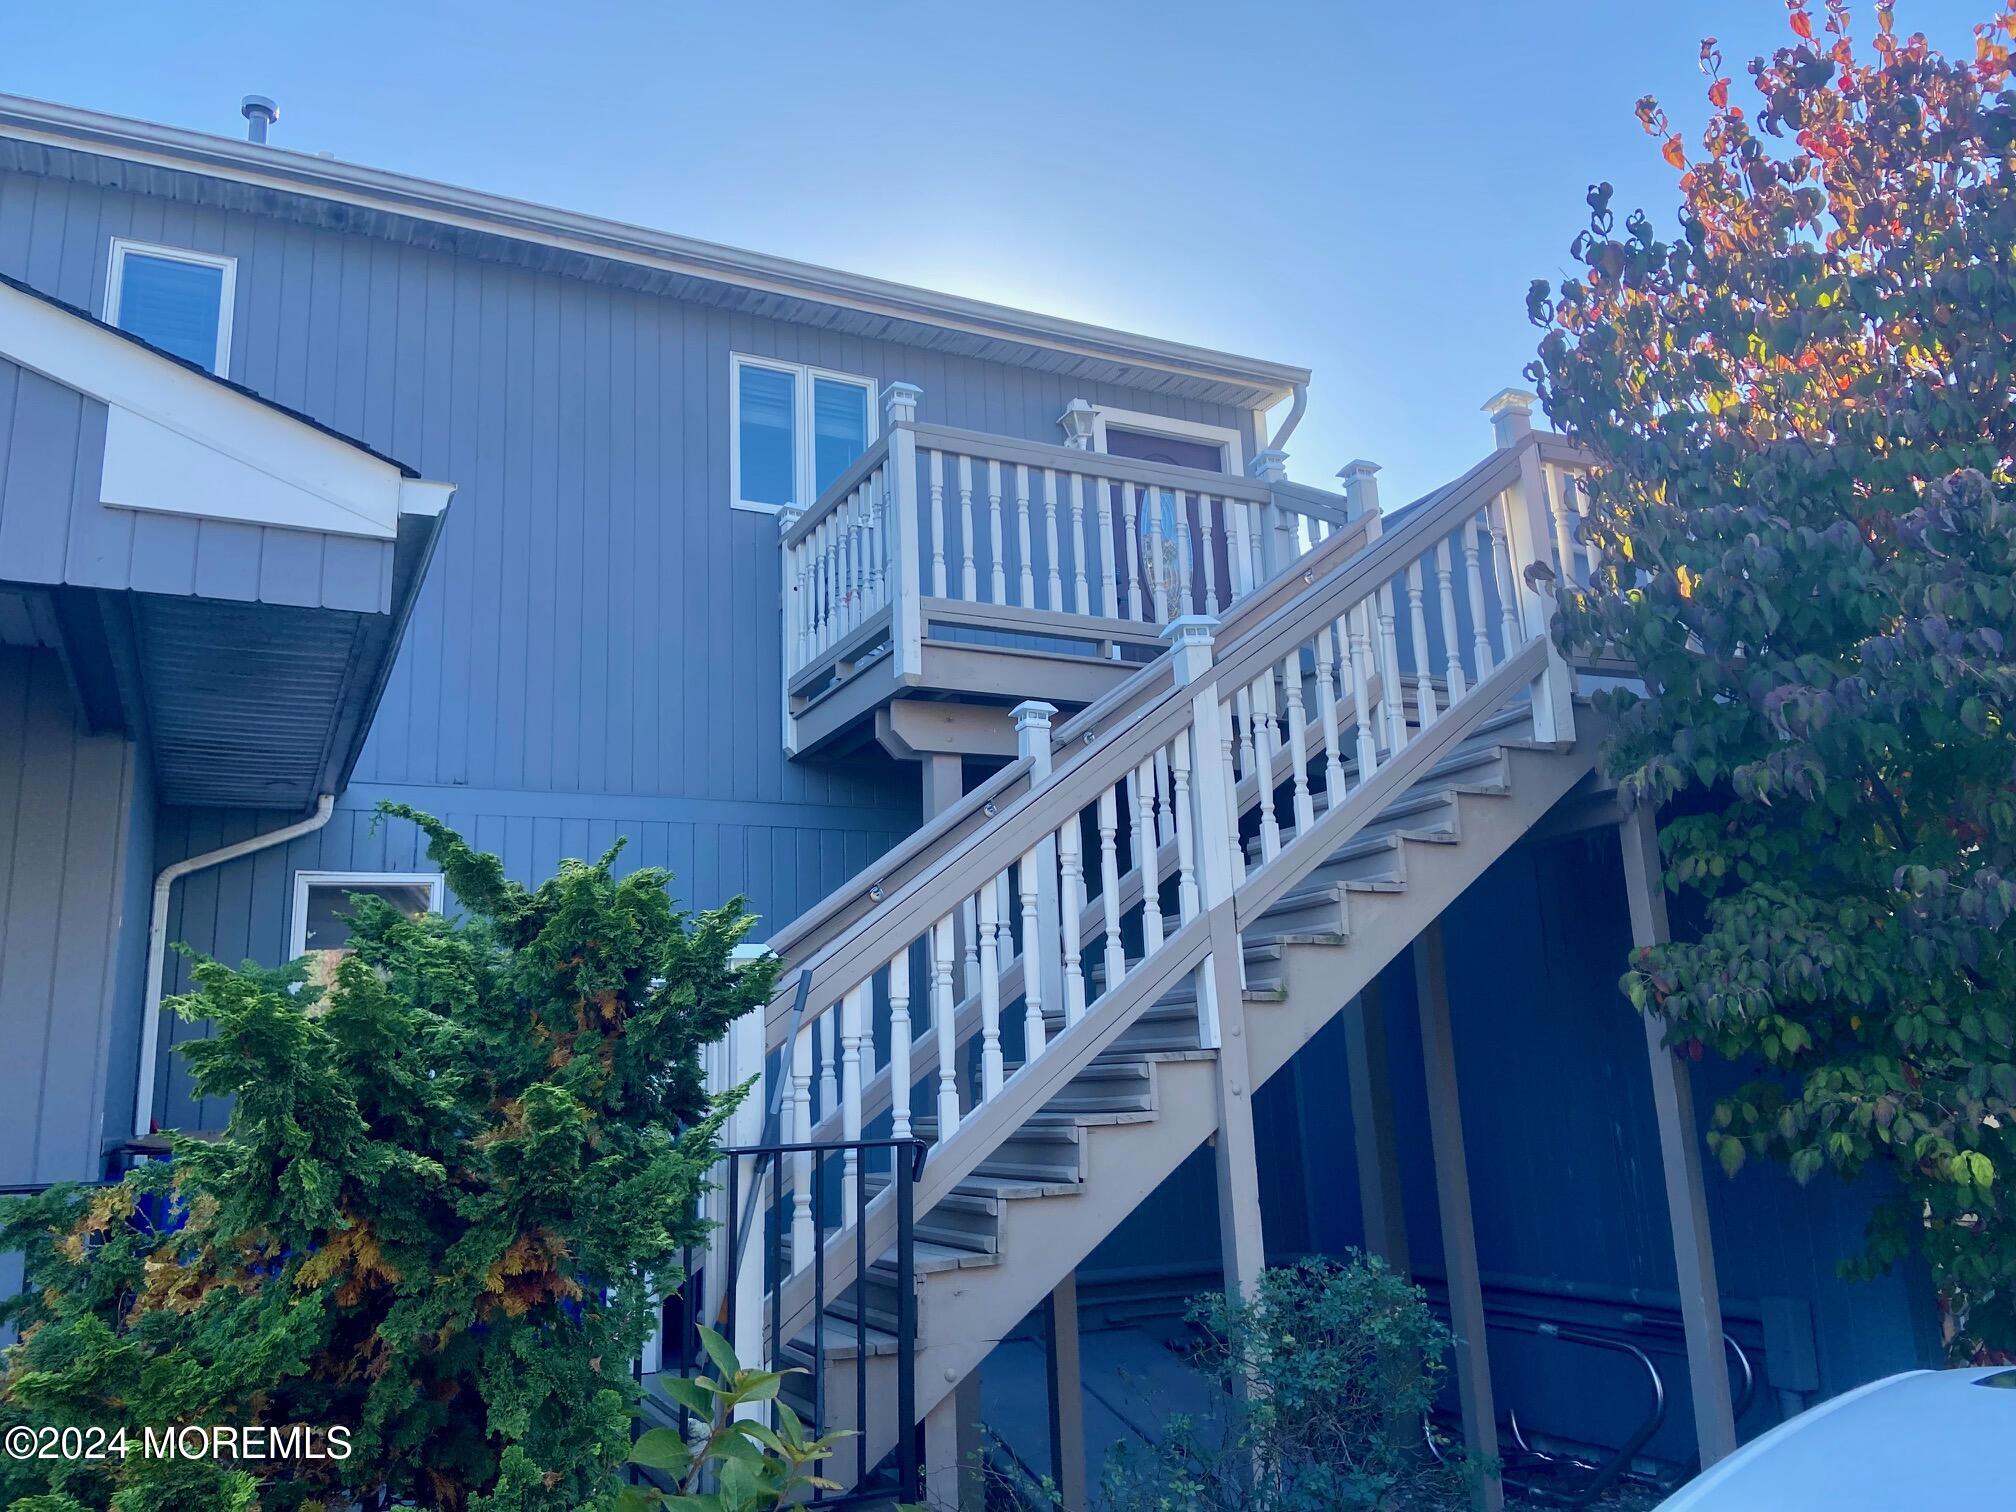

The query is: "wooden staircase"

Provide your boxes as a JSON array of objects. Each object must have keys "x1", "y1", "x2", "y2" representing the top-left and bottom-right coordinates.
[
  {"x1": 706, "y1": 429, "x2": 1601, "y2": 1494},
  {"x1": 771, "y1": 707, "x2": 1597, "y2": 1466}
]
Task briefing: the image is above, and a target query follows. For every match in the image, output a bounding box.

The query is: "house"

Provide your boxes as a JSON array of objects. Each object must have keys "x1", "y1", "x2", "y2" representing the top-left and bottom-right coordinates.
[{"x1": 0, "y1": 92, "x2": 1940, "y2": 1508}]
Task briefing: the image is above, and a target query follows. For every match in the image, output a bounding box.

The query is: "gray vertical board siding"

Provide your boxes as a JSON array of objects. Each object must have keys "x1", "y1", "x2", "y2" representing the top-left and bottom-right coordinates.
[
  {"x1": 0, "y1": 169, "x2": 1253, "y2": 809},
  {"x1": 0, "y1": 353, "x2": 395, "y2": 611},
  {"x1": 0, "y1": 647, "x2": 149, "y2": 1183},
  {"x1": 1086, "y1": 830, "x2": 1933, "y2": 1455},
  {"x1": 146, "y1": 791, "x2": 912, "y2": 1134}
]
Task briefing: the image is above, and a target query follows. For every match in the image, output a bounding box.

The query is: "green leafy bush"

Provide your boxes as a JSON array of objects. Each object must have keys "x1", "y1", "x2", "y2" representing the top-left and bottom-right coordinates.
[
  {"x1": 0, "y1": 805, "x2": 775, "y2": 1511},
  {"x1": 619, "y1": 1325, "x2": 849, "y2": 1511},
  {"x1": 1087, "y1": 1255, "x2": 1476, "y2": 1512},
  {"x1": 1529, "y1": 1, "x2": 2016, "y2": 1356}
]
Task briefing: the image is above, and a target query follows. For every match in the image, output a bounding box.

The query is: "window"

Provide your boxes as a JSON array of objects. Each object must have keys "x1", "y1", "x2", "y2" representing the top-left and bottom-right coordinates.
[
  {"x1": 290, "y1": 871, "x2": 443, "y2": 988},
  {"x1": 730, "y1": 355, "x2": 875, "y2": 513},
  {"x1": 104, "y1": 238, "x2": 237, "y2": 376}
]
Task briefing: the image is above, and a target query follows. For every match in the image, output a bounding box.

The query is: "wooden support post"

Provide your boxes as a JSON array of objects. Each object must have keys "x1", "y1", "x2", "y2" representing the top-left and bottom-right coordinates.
[
  {"x1": 1343, "y1": 980, "x2": 1411, "y2": 1275},
  {"x1": 922, "y1": 753, "x2": 964, "y2": 821},
  {"x1": 1621, "y1": 806, "x2": 1738, "y2": 1468},
  {"x1": 1045, "y1": 1272, "x2": 1088, "y2": 1511},
  {"x1": 924, "y1": 1374, "x2": 984, "y2": 1511},
  {"x1": 1414, "y1": 918, "x2": 1502, "y2": 1512}
]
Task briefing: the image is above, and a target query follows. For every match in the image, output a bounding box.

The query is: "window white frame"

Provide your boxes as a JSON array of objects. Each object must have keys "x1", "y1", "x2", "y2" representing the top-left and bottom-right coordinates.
[
  {"x1": 289, "y1": 870, "x2": 444, "y2": 958},
  {"x1": 1083, "y1": 402, "x2": 1244, "y2": 475},
  {"x1": 729, "y1": 353, "x2": 878, "y2": 515},
  {"x1": 103, "y1": 237, "x2": 238, "y2": 378}
]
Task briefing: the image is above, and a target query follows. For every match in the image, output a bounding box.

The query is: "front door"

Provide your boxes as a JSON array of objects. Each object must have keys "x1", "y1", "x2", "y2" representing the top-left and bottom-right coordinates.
[{"x1": 1101, "y1": 426, "x2": 1237, "y2": 617}]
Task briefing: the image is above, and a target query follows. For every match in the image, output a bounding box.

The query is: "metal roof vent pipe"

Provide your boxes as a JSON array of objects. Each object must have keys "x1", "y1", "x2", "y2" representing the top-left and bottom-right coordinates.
[{"x1": 241, "y1": 95, "x2": 278, "y2": 144}]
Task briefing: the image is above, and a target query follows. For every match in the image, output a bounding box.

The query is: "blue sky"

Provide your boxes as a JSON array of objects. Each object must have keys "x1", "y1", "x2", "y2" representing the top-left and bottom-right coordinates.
[{"x1": 1, "y1": 0, "x2": 1990, "y2": 504}]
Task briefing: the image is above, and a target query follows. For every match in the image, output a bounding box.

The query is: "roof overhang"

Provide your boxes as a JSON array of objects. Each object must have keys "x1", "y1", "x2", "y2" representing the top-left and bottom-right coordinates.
[
  {"x1": 0, "y1": 277, "x2": 452, "y2": 810},
  {"x1": 0, "y1": 93, "x2": 1309, "y2": 411}
]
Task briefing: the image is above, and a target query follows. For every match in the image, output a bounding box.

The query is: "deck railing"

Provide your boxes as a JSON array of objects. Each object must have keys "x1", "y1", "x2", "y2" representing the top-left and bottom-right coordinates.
[
  {"x1": 732, "y1": 431, "x2": 1594, "y2": 1445},
  {"x1": 778, "y1": 385, "x2": 1357, "y2": 696}
]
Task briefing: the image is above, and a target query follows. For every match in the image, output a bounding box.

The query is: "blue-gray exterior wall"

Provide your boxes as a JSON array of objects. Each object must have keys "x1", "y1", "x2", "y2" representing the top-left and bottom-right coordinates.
[
  {"x1": 1084, "y1": 829, "x2": 1939, "y2": 1450},
  {"x1": 0, "y1": 162, "x2": 1257, "y2": 1131},
  {"x1": 0, "y1": 645, "x2": 153, "y2": 1184},
  {"x1": 0, "y1": 353, "x2": 106, "y2": 586}
]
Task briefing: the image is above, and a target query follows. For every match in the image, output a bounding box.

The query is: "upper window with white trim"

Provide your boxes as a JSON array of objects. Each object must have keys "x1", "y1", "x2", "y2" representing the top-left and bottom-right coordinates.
[
  {"x1": 731, "y1": 355, "x2": 876, "y2": 513},
  {"x1": 290, "y1": 871, "x2": 443, "y2": 988},
  {"x1": 104, "y1": 238, "x2": 237, "y2": 376}
]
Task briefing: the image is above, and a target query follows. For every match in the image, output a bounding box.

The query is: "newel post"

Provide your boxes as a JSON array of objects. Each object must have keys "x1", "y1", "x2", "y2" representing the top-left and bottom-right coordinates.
[
  {"x1": 1486, "y1": 388, "x2": 1575, "y2": 744},
  {"x1": 778, "y1": 505, "x2": 807, "y2": 756},
  {"x1": 1248, "y1": 448, "x2": 1293, "y2": 577},
  {"x1": 1338, "y1": 459, "x2": 1384, "y2": 532},
  {"x1": 1163, "y1": 615, "x2": 1266, "y2": 1305},
  {"x1": 884, "y1": 382, "x2": 924, "y2": 679},
  {"x1": 722, "y1": 945, "x2": 772, "y2": 1384}
]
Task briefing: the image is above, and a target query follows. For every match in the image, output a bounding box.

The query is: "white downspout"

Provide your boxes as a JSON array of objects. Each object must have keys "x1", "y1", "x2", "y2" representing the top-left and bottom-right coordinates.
[{"x1": 131, "y1": 793, "x2": 337, "y2": 1140}]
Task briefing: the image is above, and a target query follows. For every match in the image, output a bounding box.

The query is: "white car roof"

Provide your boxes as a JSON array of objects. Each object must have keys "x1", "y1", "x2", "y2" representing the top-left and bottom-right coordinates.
[{"x1": 1657, "y1": 1367, "x2": 2016, "y2": 1509}]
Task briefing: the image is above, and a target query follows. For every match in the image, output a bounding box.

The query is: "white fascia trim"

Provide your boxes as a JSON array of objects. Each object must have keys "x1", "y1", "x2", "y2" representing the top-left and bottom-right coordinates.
[
  {"x1": 288, "y1": 869, "x2": 446, "y2": 958},
  {"x1": 0, "y1": 96, "x2": 1308, "y2": 404},
  {"x1": 0, "y1": 280, "x2": 432, "y2": 540},
  {"x1": 1085, "y1": 403, "x2": 1246, "y2": 473}
]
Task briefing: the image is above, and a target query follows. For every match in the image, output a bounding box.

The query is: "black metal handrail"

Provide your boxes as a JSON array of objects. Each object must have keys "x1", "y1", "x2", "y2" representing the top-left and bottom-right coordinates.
[{"x1": 651, "y1": 1134, "x2": 926, "y2": 1507}]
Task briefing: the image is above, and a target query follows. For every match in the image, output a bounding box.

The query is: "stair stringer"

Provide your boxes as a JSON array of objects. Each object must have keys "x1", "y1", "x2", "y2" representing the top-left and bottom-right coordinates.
[{"x1": 812, "y1": 736, "x2": 1601, "y2": 1479}]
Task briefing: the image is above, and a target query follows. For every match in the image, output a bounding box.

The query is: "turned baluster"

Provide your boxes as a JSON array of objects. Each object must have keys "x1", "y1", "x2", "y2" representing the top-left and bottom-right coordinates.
[
  {"x1": 928, "y1": 450, "x2": 948, "y2": 597},
  {"x1": 1406, "y1": 560, "x2": 1439, "y2": 726},
  {"x1": 1015, "y1": 463, "x2": 1037, "y2": 608},
  {"x1": 1170, "y1": 735, "x2": 1200, "y2": 923},
  {"x1": 1198, "y1": 496, "x2": 1220, "y2": 616},
  {"x1": 931, "y1": 915, "x2": 959, "y2": 1136},
  {"x1": 1463, "y1": 511, "x2": 1494, "y2": 675},
  {"x1": 1488, "y1": 492, "x2": 1522, "y2": 653},
  {"x1": 840, "y1": 984, "x2": 866, "y2": 1224},
  {"x1": 790, "y1": 1020, "x2": 814, "y2": 1269},
  {"x1": 978, "y1": 880, "x2": 1003, "y2": 1100},
  {"x1": 987, "y1": 459, "x2": 1007, "y2": 604},
  {"x1": 1349, "y1": 601, "x2": 1381, "y2": 773},
  {"x1": 957, "y1": 454, "x2": 977, "y2": 600},
  {"x1": 1377, "y1": 582, "x2": 1408, "y2": 754},
  {"x1": 1313, "y1": 620, "x2": 1347, "y2": 801},
  {"x1": 1120, "y1": 480, "x2": 1143, "y2": 620},
  {"x1": 1059, "y1": 817, "x2": 1087, "y2": 1026},
  {"x1": 1097, "y1": 787, "x2": 1126, "y2": 994},
  {"x1": 1283, "y1": 650, "x2": 1314, "y2": 832},
  {"x1": 887, "y1": 951, "x2": 912, "y2": 1141},
  {"x1": 1043, "y1": 468, "x2": 1064, "y2": 611},
  {"x1": 1252, "y1": 671, "x2": 1283, "y2": 862},
  {"x1": 1018, "y1": 848, "x2": 1048, "y2": 1059},
  {"x1": 1436, "y1": 535, "x2": 1469, "y2": 701},
  {"x1": 1133, "y1": 760, "x2": 1165, "y2": 950},
  {"x1": 1096, "y1": 477, "x2": 1119, "y2": 619},
  {"x1": 1069, "y1": 472, "x2": 1090, "y2": 614}
]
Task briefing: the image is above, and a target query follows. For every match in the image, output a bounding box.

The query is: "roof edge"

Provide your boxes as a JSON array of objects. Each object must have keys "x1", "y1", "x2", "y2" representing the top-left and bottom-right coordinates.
[{"x1": 0, "y1": 93, "x2": 1310, "y2": 404}]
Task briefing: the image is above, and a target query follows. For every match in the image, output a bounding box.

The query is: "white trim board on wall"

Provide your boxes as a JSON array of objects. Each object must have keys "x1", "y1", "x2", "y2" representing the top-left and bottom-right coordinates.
[
  {"x1": 288, "y1": 870, "x2": 445, "y2": 958},
  {"x1": 102, "y1": 236, "x2": 237, "y2": 378},
  {"x1": 728, "y1": 353, "x2": 879, "y2": 516},
  {"x1": 1082, "y1": 403, "x2": 1245, "y2": 474}
]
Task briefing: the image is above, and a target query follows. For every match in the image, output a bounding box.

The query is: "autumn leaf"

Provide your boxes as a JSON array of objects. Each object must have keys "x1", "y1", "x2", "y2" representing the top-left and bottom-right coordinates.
[{"x1": 1663, "y1": 134, "x2": 1688, "y2": 169}]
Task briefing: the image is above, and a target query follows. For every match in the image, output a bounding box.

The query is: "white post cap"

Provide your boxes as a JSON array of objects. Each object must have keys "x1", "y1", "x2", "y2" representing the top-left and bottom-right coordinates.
[
  {"x1": 1249, "y1": 448, "x2": 1289, "y2": 483},
  {"x1": 1482, "y1": 387, "x2": 1537, "y2": 449},
  {"x1": 1337, "y1": 459, "x2": 1382, "y2": 520},
  {"x1": 884, "y1": 381, "x2": 922, "y2": 426}
]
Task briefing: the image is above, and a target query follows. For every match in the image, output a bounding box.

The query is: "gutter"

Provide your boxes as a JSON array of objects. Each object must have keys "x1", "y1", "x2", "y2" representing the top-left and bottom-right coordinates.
[
  {"x1": 131, "y1": 794, "x2": 337, "y2": 1140},
  {"x1": 0, "y1": 93, "x2": 1307, "y2": 404},
  {"x1": 1266, "y1": 382, "x2": 1309, "y2": 454}
]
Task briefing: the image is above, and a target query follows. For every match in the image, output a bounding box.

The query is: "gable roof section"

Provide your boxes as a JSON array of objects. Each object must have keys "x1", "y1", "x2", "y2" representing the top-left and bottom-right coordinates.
[
  {"x1": 0, "y1": 93, "x2": 1308, "y2": 411},
  {"x1": 0, "y1": 272, "x2": 444, "y2": 547}
]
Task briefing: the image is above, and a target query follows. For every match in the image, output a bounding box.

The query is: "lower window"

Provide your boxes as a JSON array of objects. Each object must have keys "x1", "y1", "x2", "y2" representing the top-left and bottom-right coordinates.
[{"x1": 290, "y1": 871, "x2": 443, "y2": 987}]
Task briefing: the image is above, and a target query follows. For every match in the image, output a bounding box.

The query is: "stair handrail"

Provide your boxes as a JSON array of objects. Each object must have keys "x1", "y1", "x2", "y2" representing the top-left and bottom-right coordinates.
[
  {"x1": 759, "y1": 431, "x2": 1585, "y2": 1040},
  {"x1": 760, "y1": 501, "x2": 1375, "y2": 978}
]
